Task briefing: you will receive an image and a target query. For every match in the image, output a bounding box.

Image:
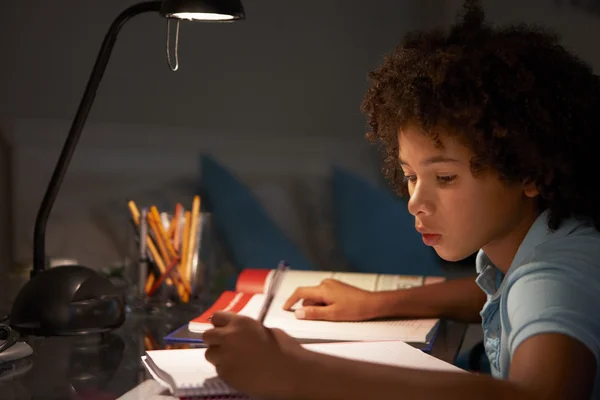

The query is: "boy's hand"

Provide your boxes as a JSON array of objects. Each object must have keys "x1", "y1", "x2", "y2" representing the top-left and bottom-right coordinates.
[
  {"x1": 203, "y1": 311, "x2": 306, "y2": 399},
  {"x1": 282, "y1": 279, "x2": 379, "y2": 321}
]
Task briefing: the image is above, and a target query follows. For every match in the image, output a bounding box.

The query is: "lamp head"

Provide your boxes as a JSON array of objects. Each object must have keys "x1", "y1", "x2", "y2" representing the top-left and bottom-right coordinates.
[{"x1": 160, "y1": 0, "x2": 245, "y2": 21}]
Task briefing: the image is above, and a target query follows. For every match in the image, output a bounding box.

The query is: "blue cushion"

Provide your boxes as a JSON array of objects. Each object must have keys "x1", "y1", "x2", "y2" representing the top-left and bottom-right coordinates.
[
  {"x1": 331, "y1": 166, "x2": 442, "y2": 276},
  {"x1": 199, "y1": 155, "x2": 314, "y2": 281}
]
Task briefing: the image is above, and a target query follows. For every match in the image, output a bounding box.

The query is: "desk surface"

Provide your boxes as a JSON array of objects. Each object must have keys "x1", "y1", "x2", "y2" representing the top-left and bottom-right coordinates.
[{"x1": 0, "y1": 307, "x2": 467, "y2": 400}]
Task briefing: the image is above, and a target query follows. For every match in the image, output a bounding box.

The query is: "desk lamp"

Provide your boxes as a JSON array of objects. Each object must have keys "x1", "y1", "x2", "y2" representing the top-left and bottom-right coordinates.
[{"x1": 10, "y1": 0, "x2": 245, "y2": 336}]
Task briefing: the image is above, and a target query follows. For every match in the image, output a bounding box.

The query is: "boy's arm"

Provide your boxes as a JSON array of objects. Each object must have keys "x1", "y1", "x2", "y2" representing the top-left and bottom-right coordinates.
[
  {"x1": 289, "y1": 351, "x2": 519, "y2": 400},
  {"x1": 284, "y1": 276, "x2": 485, "y2": 323},
  {"x1": 287, "y1": 332, "x2": 596, "y2": 400},
  {"x1": 369, "y1": 276, "x2": 486, "y2": 323}
]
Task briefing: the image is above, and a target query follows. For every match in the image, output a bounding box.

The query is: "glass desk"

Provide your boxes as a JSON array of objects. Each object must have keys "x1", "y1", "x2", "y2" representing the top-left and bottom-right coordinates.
[{"x1": 0, "y1": 307, "x2": 467, "y2": 400}]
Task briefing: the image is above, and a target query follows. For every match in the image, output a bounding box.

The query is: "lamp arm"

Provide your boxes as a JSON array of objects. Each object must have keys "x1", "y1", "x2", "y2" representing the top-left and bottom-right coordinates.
[{"x1": 32, "y1": 1, "x2": 162, "y2": 276}]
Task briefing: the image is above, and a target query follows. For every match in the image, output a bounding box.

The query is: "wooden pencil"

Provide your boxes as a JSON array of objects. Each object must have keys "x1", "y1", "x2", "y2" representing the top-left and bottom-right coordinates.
[
  {"x1": 167, "y1": 215, "x2": 177, "y2": 239},
  {"x1": 144, "y1": 273, "x2": 156, "y2": 294},
  {"x1": 173, "y1": 203, "x2": 184, "y2": 252},
  {"x1": 179, "y1": 210, "x2": 192, "y2": 302},
  {"x1": 148, "y1": 208, "x2": 172, "y2": 264},
  {"x1": 150, "y1": 206, "x2": 178, "y2": 262},
  {"x1": 184, "y1": 195, "x2": 201, "y2": 300}
]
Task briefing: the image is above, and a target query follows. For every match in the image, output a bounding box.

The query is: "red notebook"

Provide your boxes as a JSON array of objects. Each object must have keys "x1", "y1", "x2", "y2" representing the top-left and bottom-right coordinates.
[{"x1": 189, "y1": 268, "x2": 444, "y2": 344}]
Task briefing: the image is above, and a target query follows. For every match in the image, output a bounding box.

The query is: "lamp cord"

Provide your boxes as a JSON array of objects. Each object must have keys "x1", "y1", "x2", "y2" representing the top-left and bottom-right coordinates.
[{"x1": 166, "y1": 19, "x2": 180, "y2": 71}]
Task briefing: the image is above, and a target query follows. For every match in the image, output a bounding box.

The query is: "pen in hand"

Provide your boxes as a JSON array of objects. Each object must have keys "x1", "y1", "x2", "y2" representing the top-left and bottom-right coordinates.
[{"x1": 256, "y1": 260, "x2": 288, "y2": 324}]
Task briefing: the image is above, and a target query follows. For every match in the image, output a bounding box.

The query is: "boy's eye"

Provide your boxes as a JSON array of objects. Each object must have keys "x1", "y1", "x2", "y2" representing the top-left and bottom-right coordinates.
[
  {"x1": 437, "y1": 175, "x2": 457, "y2": 184},
  {"x1": 402, "y1": 174, "x2": 417, "y2": 183}
]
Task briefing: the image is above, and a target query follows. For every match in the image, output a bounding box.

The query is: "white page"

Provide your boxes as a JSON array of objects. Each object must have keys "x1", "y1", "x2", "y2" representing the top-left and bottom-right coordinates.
[
  {"x1": 276, "y1": 270, "x2": 334, "y2": 297},
  {"x1": 229, "y1": 288, "x2": 437, "y2": 343},
  {"x1": 329, "y1": 272, "x2": 378, "y2": 291},
  {"x1": 144, "y1": 349, "x2": 217, "y2": 388},
  {"x1": 303, "y1": 341, "x2": 464, "y2": 372},
  {"x1": 144, "y1": 350, "x2": 240, "y2": 397},
  {"x1": 276, "y1": 270, "x2": 428, "y2": 296},
  {"x1": 237, "y1": 294, "x2": 265, "y2": 319},
  {"x1": 273, "y1": 271, "x2": 426, "y2": 310},
  {"x1": 263, "y1": 296, "x2": 438, "y2": 342},
  {"x1": 143, "y1": 341, "x2": 463, "y2": 396}
]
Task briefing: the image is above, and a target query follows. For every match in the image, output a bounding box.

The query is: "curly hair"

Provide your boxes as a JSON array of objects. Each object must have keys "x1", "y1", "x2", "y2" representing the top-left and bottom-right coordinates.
[{"x1": 361, "y1": 0, "x2": 600, "y2": 231}]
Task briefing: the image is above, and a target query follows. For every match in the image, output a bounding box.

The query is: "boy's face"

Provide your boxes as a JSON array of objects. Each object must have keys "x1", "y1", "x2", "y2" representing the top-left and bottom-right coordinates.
[{"x1": 398, "y1": 125, "x2": 539, "y2": 264}]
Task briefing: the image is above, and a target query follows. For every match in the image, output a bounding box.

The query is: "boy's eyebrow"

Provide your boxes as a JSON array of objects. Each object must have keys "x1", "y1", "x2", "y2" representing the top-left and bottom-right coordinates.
[{"x1": 398, "y1": 155, "x2": 461, "y2": 166}]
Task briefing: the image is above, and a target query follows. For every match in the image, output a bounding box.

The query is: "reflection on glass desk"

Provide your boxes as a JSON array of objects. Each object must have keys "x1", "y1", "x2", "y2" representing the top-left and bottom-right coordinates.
[
  {"x1": 0, "y1": 307, "x2": 467, "y2": 400},
  {"x1": 0, "y1": 306, "x2": 204, "y2": 400}
]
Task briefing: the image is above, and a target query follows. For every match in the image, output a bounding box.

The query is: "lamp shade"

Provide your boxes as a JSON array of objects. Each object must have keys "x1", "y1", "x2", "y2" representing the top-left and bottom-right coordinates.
[{"x1": 160, "y1": 0, "x2": 245, "y2": 21}]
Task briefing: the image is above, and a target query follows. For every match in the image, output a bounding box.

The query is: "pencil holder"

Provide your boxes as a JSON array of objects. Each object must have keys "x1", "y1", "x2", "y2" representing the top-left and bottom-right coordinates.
[{"x1": 124, "y1": 208, "x2": 217, "y2": 314}]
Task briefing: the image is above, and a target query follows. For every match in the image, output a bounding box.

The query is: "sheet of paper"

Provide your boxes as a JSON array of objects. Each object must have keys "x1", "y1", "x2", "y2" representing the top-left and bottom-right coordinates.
[
  {"x1": 304, "y1": 340, "x2": 464, "y2": 372},
  {"x1": 230, "y1": 292, "x2": 437, "y2": 342},
  {"x1": 262, "y1": 296, "x2": 437, "y2": 342},
  {"x1": 276, "y1": 271, "x2": 334, "y2": 297},
  {"x1": 144, "y1": 349, "x2": 217, "y2": 386},
  {"x1": 277, "y1": 270, "x2": 428, "y2": 296},
  {"x1": 143, "y1": 350, "x2": 240, "y2": 397},
  {"x1": 116, "y1": 379, "x2": 178, "y2": 400},
  {"x1": 143, "y1": 340, "x2": 463, "y2": 397},
  {"x1": 328, "y1": 272, "x2": 379, "y2": 291}
]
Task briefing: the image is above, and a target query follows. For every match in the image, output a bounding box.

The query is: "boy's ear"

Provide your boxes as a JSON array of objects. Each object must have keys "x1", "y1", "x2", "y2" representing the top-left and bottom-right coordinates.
[
  {"x1": 523, "y1": 180, "x2": 540, "y2": 198},
  {"x1": 523, "y1": 172, "x2": 552, "y2": 198}
]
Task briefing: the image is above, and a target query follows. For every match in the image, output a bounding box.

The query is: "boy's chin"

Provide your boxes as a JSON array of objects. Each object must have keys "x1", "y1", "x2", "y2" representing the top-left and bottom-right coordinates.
[{"x1": 434, "y1": 247, "x2": 475, "y2": 263}]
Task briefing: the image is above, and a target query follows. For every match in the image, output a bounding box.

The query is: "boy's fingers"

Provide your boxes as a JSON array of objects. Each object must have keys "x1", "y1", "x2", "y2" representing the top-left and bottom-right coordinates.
[
  {"x1": 295, "y1": 305, "x2": 336, "y2": 321},
  {"x1": 205, "y1": 346, "x2": 220, "y2": 365},
  {"x1": 201, "y1": 327, "x2": 223, "y2": 346},
  {"x1": 301, "y1": 299, "x2": 322, "y2": 307},
  {"x1": 283, "y1": 287, "x2": 324, "y2": 310},
  {"x1": 210, "y1": 311, "x2": 236, "y2": 327}
]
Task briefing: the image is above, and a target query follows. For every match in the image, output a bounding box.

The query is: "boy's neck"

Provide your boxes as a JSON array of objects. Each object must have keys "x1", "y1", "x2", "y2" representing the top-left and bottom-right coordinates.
[{"x1": 482, "y1": 209, "x2": 541, "y2": 274}]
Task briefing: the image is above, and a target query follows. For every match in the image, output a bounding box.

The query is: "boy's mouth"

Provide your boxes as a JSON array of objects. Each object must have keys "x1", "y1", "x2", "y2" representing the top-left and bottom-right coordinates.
[{"x1": 421, "y1": 233, "x2": 442, "y2": 246}]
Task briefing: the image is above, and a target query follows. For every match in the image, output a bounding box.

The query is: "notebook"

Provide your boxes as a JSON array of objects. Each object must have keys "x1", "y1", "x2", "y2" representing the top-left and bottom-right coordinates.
[
  {"x1": 188, "y1": 268, "x2": 445, "y2": 344},
  {"x1": 141, "y1": 340, "x2": 464, "y2": 398}
]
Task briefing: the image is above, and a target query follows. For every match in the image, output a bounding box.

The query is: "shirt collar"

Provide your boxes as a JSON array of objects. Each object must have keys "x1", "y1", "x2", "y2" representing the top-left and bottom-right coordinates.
[
  {"x1": 475, "y1": 210, "x2": 586, "y2": 296},
  {"x1": 475, "y1": 251, "x2": 499, "y2": 295}
]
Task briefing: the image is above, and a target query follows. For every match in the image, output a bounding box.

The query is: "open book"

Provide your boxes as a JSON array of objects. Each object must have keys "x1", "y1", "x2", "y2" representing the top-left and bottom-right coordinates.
[
  {"x1": 142, "y1": 340, "x2": 463, "y2": 398},
  {"x1": 188, "y1": 268, "x2": 445, "y2": 344}
]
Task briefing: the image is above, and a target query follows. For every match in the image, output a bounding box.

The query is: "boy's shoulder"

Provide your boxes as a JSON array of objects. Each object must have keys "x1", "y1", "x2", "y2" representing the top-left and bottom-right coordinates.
[
  {"x1": 508, "y1": 213, "x2": 600, "y2": 279},
  {"x1": 499, "y1": 217, "x2": 600, "y2": 309},
  {"x1": 500, "y1": 219, "x2": 600, "y2": 371},
  {"x1": 521, "y1": 221, "x2": 600, "y2": 274}
]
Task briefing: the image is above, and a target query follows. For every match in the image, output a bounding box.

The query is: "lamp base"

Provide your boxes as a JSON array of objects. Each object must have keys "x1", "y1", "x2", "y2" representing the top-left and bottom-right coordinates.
[{"x1": 9, "y1": 265, "x2": 125, "y2": 336}]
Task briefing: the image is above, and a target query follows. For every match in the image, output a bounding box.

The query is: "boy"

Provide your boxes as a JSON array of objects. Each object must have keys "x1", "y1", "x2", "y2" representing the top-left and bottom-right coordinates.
[{"x1": 202, "y1": 1, "x2": 600, "y2": 399}]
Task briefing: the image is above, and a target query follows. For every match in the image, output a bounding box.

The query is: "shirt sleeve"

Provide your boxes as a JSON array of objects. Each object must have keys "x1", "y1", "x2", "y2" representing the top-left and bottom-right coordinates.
[{"x1": 504, "y1": 262, "x2": 600, "y2": 365}]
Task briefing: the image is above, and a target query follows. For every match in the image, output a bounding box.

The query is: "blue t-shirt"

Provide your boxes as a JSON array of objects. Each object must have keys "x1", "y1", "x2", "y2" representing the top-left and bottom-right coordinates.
[{"x1": 476, "y1": 210, "x2": 600, "y2": 398}]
